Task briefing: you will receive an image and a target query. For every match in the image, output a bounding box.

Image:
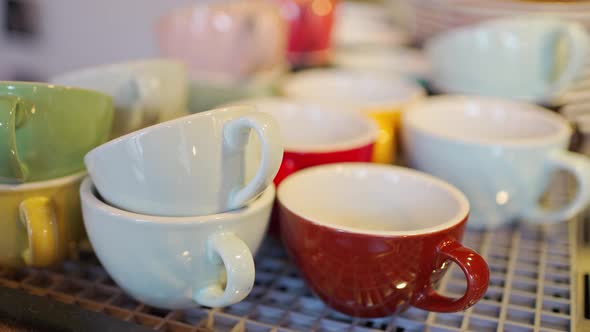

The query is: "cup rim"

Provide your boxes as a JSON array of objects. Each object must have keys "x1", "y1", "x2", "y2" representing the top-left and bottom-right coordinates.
[
  {"x1": 277, "y1": 162, "x2": 470, "y2": 237},
  {"x1": 425, "y1": 15, "x2": 581, "y2": 47},
  {"x1": 0, "y1": 170, "x2": 87, "y2": 191},
  {"x1": 80, "y1": 177, "x2": 275, "y2": 225},
  {"x1": 280, "y1": 68, "x2": 426, "y2": 110},
  {"x1": 427, "y1": 79, "x2": 547, "y2": 104},
  {"x1": 223, "y1": 97, "x2": 380, "y2": 153},
  {"x1": 404, "y1": 95, "x2": 572, "y2": 147},
  {"x1": 0, "y1": 81, "x2": 111, "y2": 100},
  {"x1": 84, "y1": 104, "x2": 258, "y2": 161}
]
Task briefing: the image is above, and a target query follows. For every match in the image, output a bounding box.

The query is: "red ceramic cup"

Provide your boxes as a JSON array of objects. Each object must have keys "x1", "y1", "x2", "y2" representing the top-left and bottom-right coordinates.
[
  {"x1": 273, "y1": 0, "x2": 338, "y2": 67},
  {"x1": 233, "y1": 97, "x2": 378, "y2": 234},
  {"x1": 278, "y1": 163, "x2": 489, "y2": 318},
  {"x1": 235, "y1": 97, "x2": 378, "y2": 185}
]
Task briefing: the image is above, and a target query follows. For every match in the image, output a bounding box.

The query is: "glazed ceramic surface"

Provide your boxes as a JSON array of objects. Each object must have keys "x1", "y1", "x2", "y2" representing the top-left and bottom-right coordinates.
[
  {"x1": 402, "y1": 95, "x2": 590, "y2": 229},
  {"x1": 425, "y1": 17, "x2": 590, "y2": 104},
  {"x1": 0, "y1": 82, "x2": 113, "y2": 183},
  {"x1": 278, "y1": 163, "x2": 489, "y2": 317},
  {"x1": 156, "y1": 1, "x2": 286, "y2": 82},
  {"x1": 0, "y1": 171, "x2": 86, "y2": 268},
  {"x1": 81, "y1": 177, "x2": 274, "y2": 309},
  {"x1": 51, "y1": 59, "x2": 188, "y2": 138},
  {"x1": 281, "y1": 69, "x2": 425, "y2": 164},
  {"x1": 84, "y1": 105, "x2": 283, "y2": 217}
]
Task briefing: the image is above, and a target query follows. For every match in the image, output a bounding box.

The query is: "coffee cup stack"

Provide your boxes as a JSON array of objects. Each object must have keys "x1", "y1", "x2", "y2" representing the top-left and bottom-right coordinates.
[
  {"x1": 0, "y1": 81, "x2": 114, "y2": 269},
  {"x1": 80, "y1": 105, "x2": 283, "y2": 309}
]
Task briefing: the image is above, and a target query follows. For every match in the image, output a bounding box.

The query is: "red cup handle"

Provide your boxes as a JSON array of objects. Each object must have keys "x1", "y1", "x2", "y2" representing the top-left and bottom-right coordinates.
[{"x1": 413, "y1": 240, "x2": 489, "y2": 313}]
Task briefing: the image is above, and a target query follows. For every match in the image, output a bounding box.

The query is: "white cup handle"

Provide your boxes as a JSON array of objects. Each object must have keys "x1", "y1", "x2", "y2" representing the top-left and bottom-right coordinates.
[
  {"x1": 545, "y1": 23, "x2": 590, "y2": 99},
  {"x1": 193, "y1": 233, "x2": 255, "y2": 307},
  {"x1": 522, "y1": 150, "x2": 590, "y2": 223},
  {"x1": 223, "y1": 111, "x2": 283, "y2": 210}
]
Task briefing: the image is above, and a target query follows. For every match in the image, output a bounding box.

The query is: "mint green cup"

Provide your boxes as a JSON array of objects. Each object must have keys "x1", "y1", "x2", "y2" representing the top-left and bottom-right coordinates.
[{"x1": 0, "y1": 82, "x2": 114, "y2": 183}]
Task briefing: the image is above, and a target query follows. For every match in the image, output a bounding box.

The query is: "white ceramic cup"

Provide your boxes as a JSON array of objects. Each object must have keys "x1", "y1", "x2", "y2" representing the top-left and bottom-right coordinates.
[
  {"x1": 84, "y1": 105, "x2": 283, "y2": 217},
  {"x1": 425, "y1": 16, "x2": 590, "y2": 104},
  {"x1": 281, "y1": 69, "x2": 425, "y2": 111},
  {"x1": 402, "y1": 95, "x2": 590, "y2": 229},
  {"x1": 80, "y1": 177, "x2": 274, "y2": 309},
  {"x1": 51, "y1": 59, "x2": 189, "y2": 138}
]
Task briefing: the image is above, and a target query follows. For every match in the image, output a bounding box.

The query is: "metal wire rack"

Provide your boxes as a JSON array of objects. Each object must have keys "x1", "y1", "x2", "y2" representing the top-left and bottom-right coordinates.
[{"x1": 0, "y1": 175, "x2": 579, "y2": 332}]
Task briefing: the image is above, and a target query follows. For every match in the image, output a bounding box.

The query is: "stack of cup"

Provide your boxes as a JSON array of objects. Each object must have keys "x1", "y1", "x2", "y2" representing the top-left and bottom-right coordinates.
[
  {"x1": 80, "y1": 105, "x2": 283, "y2": 309},
  {"x1": 0, "y1": 81, "x2": 114, "y2": 268}
]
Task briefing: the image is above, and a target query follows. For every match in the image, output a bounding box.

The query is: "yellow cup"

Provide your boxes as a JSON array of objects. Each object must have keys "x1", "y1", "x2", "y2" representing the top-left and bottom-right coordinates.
[
  {"x1": 363, "y1": 92, "x2": 425, "y2": 164},
  {"x1": 0, "y1": 171, "x2": 86, "y2": 268}
]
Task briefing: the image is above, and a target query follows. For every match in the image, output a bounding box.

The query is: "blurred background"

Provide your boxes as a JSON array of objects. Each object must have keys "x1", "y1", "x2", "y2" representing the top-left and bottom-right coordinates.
[{"x1": 0, "y1": 0, "x2": 200, "y2": 81}]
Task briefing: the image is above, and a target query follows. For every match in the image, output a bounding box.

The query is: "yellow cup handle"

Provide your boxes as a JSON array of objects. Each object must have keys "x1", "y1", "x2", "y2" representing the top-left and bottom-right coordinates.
[{"x1": 19, "y1": 197, "x2": 59, "y2": 267}]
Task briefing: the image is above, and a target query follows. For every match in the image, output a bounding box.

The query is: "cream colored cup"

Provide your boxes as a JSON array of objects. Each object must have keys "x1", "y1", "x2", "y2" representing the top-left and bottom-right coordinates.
[
  {"x1": 51, "y1": 59, "x2": 188, "y2": 138},
  {"x1": 0, "y1": 171, "x2": 87, "y2": 268}
]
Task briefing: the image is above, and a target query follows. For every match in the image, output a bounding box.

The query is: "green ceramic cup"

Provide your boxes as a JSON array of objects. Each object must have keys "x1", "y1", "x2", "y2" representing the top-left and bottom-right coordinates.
[{"x1": 0, "y1": 82, "x2": 114, "y2": 183}]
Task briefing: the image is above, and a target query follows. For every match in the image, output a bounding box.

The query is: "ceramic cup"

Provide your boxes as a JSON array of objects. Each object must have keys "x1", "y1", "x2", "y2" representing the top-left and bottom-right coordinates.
[
  {"x1": 84, "y1": 105, "x2": 283, "y2": 217},
  {"x1": 231, "y1": 97, "x2": 378, "y2": 185},
  {"x1": 425, "y1": 16, "x2": 590, "y2": 104},
  {"x1": 0, "y1": 171, "x2": 87, "y2": 268},
  {"x1": 0, "y1": 82, "x2": 113, "y2": 183},
  {"x1": 331, "y1": 48, "x2": 432, "y2": 85},
  {"x1": 402, "y1": 95, "x2": 590, "y2": 229},
  {"x1": 51, "y1": 59, "x2": 188, "y2": 138},
  {"x1": 156, "y1": 1, "x2": 286, "y2": 82},
  {"x1": 273, "y1": 0, "x2": 338, "y2": 67},
  {"x1": 81, "y1": 177, "x2": 274, "y2": 309},
  {"x1": 188, "y1": 65, "x2": 286, "y2": 114},
  {"x1": 281, "y1": 69, "x2": 425, "y2": 164},
  {"x1": 278, "y1": 163, "x2": 489, "y2": 317}
]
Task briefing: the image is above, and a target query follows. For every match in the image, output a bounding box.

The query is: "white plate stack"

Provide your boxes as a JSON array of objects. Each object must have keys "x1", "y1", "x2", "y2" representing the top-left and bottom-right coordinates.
[{"x1": 389, "y1": 0, "x2": 590, "y2": 45}]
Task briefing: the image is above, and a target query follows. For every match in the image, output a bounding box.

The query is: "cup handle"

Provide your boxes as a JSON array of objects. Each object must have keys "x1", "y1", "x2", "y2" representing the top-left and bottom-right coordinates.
[
  {"x1": 193, "y1": 233, "x2": 255, "y2": 307},
  {"x1": 368, "y1": 112, "x2": 396, "y2": 164},
  {"x1": 19, "y1": 197, "x2": 59, "y2": 267},
  {"x1": 545, "y1": 23, "x2": 590, "y2": 98},
  {"x1": 224, "y1": 111, "x2": 283, "y2": 210},
  {"x1": 0, "y1": 95, "x2": 28, "y2": 183},
  {"x1": 413, "y1": 240, "x2": 489, "y2": 313},
  {"x1": 522, "y1": 150, "x2": 590, "y2": 223}
]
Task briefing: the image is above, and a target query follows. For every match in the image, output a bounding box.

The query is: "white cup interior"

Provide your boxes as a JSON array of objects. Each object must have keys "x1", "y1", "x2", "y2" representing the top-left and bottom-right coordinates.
[
  {"x1": 233, "y1": 98, "x2": 377, "y2": 152},
  {"x1": 405, "y1": 96, "x2": 571, "y2": 144},
  {"x1": 277, "y1": 163, "x2": 469, "y2": 235},
  {"x1": 282, "y1": 69, "x2": 423, "y2": 108}
]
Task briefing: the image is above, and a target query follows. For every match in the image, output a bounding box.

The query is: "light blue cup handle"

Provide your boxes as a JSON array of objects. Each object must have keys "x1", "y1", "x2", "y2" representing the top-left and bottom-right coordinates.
[
  {"x1": 544, "y1": 23, "x2": 590, "y2": 101},
  {"x1": 194, "y1": 233, "x2": 255, "y2": 307},
  {"x1": 223, "y1": 109, "x2": 283, "y2": 210},
  {"x1": 522, "y1": 150, "x2": 590, "y2": 224}
]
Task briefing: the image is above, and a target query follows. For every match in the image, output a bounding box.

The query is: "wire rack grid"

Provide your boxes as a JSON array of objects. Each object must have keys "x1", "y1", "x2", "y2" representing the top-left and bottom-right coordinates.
[{"x1": 0, "y1": 175, "x2": 578, "y2": 332}]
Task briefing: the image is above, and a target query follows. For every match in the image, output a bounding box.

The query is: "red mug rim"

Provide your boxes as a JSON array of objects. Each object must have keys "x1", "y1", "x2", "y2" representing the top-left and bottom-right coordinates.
[{"x1": 277, "y1": 162, "x2": 470, "y2": 237}]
